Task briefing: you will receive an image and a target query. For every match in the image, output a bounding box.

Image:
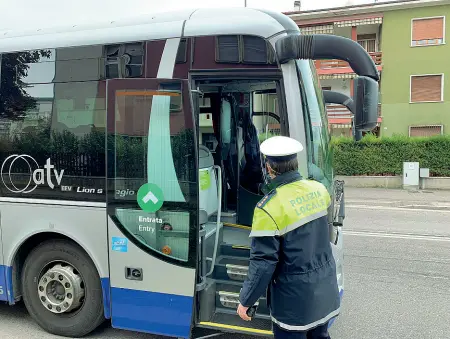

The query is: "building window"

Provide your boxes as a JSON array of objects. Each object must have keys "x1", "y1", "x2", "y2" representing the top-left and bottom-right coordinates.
[
  {"x1": 409, "y1": 125, "x2": 443, "y2": 137},
  {"x1": 321, "y1": 86, "x2": 332, "y2": 91},
  {"x1": 300, "y1": 24, "x2": 334, "y2": 35},
  {"x1": 357, "y1": 34, "x2": 377, "y2": 53},
  {"x1": 410, "y1": 74, "x2": 443, "y2": 103},
  {"x1": 411, "y1": 17, "x2": 445, "y2": 46}
]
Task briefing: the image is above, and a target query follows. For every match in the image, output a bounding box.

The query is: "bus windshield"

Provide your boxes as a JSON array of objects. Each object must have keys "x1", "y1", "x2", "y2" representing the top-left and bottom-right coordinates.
[{"x1": 296, "y1": 59, "x2": 333, "y2": 192}]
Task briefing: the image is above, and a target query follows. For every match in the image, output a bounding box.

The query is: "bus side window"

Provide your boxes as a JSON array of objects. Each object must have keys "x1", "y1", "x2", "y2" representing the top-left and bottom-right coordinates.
[
  {"x1": 0, "y1": 48, "x2": 107, "y2": 202},
  {"x1": 252, "y1": 92, "x2": 281, "y2": 142}
]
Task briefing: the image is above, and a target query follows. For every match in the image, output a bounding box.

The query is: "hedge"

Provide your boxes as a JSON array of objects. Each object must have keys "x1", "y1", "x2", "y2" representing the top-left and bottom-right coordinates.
[{"x1": 331, "y1": 134, "x2": 450, "y2": 177}]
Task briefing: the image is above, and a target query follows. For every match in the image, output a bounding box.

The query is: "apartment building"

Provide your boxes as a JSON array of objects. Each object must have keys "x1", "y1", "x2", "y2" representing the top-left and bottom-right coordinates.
[{"x1": 287, "y1": 0, "x2": 450, "y2": 137}]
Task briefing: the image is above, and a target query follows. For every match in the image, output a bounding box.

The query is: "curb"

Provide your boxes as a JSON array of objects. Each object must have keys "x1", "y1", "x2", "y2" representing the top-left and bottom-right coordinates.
[{"x1": 336, "y1": 175, "x2": 450, "y2": 190}]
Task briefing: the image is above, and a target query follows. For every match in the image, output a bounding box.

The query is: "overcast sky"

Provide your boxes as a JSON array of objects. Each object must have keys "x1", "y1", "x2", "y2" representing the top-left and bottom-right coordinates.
[{"x1": 0, "y1": 0, "x2": 383, "y2": 30}]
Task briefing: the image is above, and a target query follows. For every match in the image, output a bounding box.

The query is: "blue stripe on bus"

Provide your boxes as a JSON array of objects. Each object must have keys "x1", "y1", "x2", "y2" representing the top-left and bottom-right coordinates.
[
  {"x1": 0, "y1": 265, "x2": 10, "y2": 302},
  {"x1": 0, "y1": 265, "x2": 14, "y2": 303},
  {"x1": 6, "y1": 265, "x2": 14, "y2": 303},
  {"x1": 110, "y1": 287, "x2": 193, "y2": 338},
  {"x1": 328, "y1": 289, "x2": 344, "y2": 328},
  {"x1": 101, "y1": 278, "x2": 111, "y2": 319}
]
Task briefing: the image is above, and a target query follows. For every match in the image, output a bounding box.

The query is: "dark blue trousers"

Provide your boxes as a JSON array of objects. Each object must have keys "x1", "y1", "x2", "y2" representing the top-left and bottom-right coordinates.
[{"x1": 272, "y1": 322, "x2": 331, "y2": 339}]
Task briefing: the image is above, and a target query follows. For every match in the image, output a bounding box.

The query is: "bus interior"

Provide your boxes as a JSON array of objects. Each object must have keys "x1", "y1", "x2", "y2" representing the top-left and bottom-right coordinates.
[{"x1": 195, "y1": 78, "x2": 283, "y2": 334}]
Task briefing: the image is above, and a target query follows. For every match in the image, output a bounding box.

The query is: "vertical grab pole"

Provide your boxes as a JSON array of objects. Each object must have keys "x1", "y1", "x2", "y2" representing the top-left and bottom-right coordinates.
[{"x1": 206, "y1": 165, "x2": 222, "y2": 277}]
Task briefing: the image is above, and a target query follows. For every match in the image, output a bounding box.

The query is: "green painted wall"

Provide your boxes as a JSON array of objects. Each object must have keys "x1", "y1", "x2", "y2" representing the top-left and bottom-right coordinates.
[{"x1": 380, "y1": 5, "x2": 450, "y2": 137}]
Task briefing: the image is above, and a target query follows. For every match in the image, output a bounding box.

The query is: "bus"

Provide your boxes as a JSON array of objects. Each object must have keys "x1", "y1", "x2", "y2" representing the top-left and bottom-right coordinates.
[{"x1": 0, "y1": 7, "x2": 379, "y2": 338}]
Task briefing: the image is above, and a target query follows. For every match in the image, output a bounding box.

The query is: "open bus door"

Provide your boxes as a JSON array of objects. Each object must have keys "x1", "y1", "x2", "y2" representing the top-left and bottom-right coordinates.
[
  {"x1": 106, "y1": 78, "x2": 199, "y2": 338},
  {"x1": 191, "y1": 78, "x2": 280, "y2": 337}
]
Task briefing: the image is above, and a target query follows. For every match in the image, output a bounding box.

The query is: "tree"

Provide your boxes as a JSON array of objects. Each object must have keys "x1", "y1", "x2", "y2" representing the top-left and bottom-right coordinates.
[{"x1": 0, "y1": 50, "x2": 51, "y2": 120}]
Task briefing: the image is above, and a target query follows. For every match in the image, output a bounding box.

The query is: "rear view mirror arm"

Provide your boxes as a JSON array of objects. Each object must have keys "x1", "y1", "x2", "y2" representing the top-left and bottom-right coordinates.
[
  {"x1": 322, "y1": 90, "x2": 355, "y2": 114},
  {"x1": 275, "y1": 34, "x2": 380, "y2": 81}
]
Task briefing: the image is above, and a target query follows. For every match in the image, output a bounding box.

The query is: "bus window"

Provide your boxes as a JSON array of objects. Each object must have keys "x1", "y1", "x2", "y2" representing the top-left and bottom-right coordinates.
[
  {"x1": 0, "y1": 48, "x2": 107, "y2": 201},
  {"x1": 108, "y1": 80, "x2": 197, "y2": 263},
  {"x1": 296, "y1": 59, "x2": 333, "y2": 192},
  {"x1": 252, "y1": 91, "x2": 282, "y2": 142}
]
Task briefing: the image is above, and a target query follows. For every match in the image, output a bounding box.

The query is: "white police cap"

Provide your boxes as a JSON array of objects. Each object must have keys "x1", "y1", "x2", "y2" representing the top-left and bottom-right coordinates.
[{"x1": 260, "y1": 136, "x2": 303, "y2": 159}]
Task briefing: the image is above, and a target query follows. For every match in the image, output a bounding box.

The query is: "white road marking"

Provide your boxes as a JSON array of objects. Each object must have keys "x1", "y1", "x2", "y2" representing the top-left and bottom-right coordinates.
[
  {"x1": 343, "y1": 230, "x2": 450, "y2": 242},
  {"x1": 346, "y1": 204, "x2": 450, "y2": 213},
  {"x1": 346, "y1": 199, "x2": 450, "y2": 207}
]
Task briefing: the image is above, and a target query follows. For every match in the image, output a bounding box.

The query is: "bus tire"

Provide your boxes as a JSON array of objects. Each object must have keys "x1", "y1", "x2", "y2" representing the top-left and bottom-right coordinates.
[{"x1": 21, "y1": 239, "x2": 105, "y2": 338}]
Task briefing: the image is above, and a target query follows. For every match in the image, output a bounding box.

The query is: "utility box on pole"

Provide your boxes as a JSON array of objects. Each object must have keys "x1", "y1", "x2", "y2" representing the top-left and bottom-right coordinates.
[{"x1": 403, "y1": 162, "x2": 419, "y2": 190}]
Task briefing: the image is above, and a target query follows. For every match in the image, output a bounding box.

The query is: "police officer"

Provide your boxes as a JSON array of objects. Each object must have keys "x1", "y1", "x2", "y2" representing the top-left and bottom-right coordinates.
[{"x1": 236, "y1": 136, "x2": 340, "y2": 339}]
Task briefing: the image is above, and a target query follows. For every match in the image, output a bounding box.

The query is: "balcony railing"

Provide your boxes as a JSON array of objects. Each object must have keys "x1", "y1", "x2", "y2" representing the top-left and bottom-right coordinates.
[
  {"x1": 315, "y1": 52, "x2": 382, "y2": 69},
  {"x1": 326, "y1": 103, "x2": 382, "y2": 118},
  {"x1": 326, "y1": 104, "x2": 351, "y2": 116}
]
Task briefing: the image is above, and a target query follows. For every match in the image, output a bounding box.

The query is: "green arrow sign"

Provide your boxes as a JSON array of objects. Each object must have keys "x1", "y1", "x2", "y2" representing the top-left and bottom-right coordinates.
[{"x1": 137, "y1": 183, "x2": 164, "y2": 213}]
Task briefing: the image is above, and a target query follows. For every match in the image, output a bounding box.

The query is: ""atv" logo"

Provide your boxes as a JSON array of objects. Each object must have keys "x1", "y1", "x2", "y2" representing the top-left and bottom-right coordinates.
[{"x1": 1, "y1": 155, "x2": 64, "y2": 194}]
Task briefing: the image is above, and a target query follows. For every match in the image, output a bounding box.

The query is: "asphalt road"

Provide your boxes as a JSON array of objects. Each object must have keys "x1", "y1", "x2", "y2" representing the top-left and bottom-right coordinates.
[{"x1": 0, "y1": 188, "x2": 449, "y2": 339}]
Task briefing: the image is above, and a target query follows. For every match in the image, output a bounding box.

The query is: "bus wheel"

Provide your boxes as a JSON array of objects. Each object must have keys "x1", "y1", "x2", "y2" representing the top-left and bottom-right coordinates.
[{"x1": 21, "y1": 239, "x2": 104, "y2": 337}]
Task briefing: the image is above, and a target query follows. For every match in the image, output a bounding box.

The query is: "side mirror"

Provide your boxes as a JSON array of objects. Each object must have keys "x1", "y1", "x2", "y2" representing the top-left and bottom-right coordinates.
[
  {"x1": 275, "y1": 33, "x2": 380, "y2": 137},
  {"x1": 353, "y1": 76, "x2": 379, "y2": 131}
]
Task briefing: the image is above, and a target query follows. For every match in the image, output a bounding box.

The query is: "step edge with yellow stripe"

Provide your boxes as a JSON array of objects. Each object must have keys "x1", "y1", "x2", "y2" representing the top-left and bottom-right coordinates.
[
  {"x1": 198, "y1": 321, "x2": 273, "y2": 335},
  {"x1": 223, "y1": 222, "x2": 252, "y2": 230}
]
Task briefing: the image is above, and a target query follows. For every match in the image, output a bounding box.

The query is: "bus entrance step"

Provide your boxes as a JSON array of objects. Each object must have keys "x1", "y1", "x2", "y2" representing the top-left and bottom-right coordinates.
[
  {"x1": 216, "y1": 290, "x2": 270, "y2": 315},
  {"x1": 198, "y1": 308, "x2": 273, "y2": 336},
  {"x1": 213, "y1": 256, "x2": 249, "y2": 282},
  {"x1": 220, "y1": 243, "x2": 250, "y2": 258}
]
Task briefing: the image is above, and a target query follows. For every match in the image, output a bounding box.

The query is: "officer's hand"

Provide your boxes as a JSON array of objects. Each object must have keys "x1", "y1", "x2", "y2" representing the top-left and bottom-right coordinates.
[{"x1": 237, "y1": 303, "x2": 251, "y2": 321}]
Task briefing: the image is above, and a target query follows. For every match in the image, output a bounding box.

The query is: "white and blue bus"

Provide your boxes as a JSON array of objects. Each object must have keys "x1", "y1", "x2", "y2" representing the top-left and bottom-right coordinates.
[{"x1": 0, "y1": 7, "x2": 379, "y2": 338}]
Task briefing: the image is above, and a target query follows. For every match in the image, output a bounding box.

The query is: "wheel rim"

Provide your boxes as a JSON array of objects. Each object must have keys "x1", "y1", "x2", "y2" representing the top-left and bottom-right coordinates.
[{"x1": 37, "y1": 263, "x2": 85, "y2": 314}]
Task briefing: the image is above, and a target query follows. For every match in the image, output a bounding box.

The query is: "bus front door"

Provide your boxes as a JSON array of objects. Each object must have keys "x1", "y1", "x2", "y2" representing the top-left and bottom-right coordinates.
[{"x1": 106, "y1": 78, "x2": 198, "y2": 338}]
